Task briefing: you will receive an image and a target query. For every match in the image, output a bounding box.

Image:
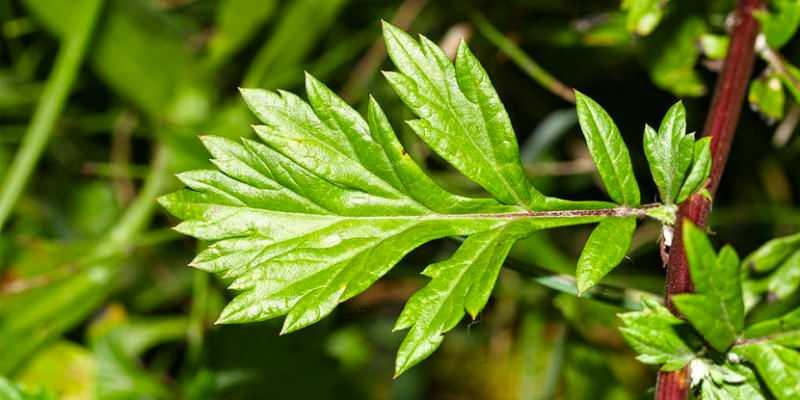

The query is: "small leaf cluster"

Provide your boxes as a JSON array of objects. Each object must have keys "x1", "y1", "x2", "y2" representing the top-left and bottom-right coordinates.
[
  {"x1": 162, "y1": 22, "x2": 713, "y2": 376},
  {"x1": 620, "y1": 223, "x2": 800, "y2": 399}
]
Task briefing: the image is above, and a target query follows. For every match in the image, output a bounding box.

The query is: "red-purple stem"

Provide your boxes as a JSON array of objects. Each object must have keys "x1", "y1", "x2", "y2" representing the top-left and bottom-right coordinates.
[{"x1": 656, "y1": 0, "x2": 763, "y2": 399}]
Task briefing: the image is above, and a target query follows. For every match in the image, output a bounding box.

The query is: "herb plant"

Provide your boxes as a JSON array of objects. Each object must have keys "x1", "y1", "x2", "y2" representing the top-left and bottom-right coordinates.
[
  {"x1": 161, "y1": 22, "x2": 713, "y2": 378},
  {"x1": 3, "y1": 0, "x2": 800, "y2": 398}
]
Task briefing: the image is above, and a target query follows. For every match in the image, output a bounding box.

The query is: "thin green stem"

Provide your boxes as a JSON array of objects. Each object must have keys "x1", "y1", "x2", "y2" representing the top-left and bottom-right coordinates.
[
  {"x1": 0, "y1": 0, "x2": 104, "y2": 230},
  {"x1": 471, "y1": 12, "x2": 576, "y2": 103},
  {"x1": 93, "y1": 144, "x2": 170, "y2": 258}
]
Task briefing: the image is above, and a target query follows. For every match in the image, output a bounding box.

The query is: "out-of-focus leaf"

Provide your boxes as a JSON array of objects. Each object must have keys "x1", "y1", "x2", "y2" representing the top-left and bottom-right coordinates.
[
  {"x1": 622, "y1": 0, "x2": 669, "y2": 36},
  {"x1": 17, "y1": 341, "x2": 95, "y2": 400},
  {"x1": 744, "y1": 231, "x2": 800, "y2": 273},
  {"x1": 765, "y1": 250, "x2": 800, "y2": 300},
  {"x1": 575, "y1": 91, "x2": 640, "y2": 206},
  {"x1": 675, "y1": 137, "x2": 711, "y2": 203},
  {"x1": 576, "y1": 216, "x2": 636, "y2": 294},
  {"x1": 0, "y1": 377, "x2": 54, "y2": 400},
  {"x1": 743, "y1": 307, "x2": 800, "y2": 347},
  {"x1": 755, "y1": 0, "x2": 800, "y2": 49},
  {"x1": 325, "y1": 326, "x2": 371, "y2": 370},
  {"x1": 749, "y1": 72, "x2": 786, "y2": 121},
  {"x1": 0, "y1": 262, "x2": 116, "y2": 374},
  {"x1": 22, "y1": 0, "x2": 198, "y2": 117},
  {"x1": 208, "y1": 0, "x2": 278, "y2": 67},
  {"x1": 643, "y1": 101, "x2": 694, "y2": 204},
  {"x1": 91, "y1": 316, "x2": 187, "y2": 400},
  {"x1": 700, "y1": 33, "x2": 729, "y2": 60},
  {"x1": 619, "y1": 298, "x2": 694, "y2": 370},
  {"x1": 673, "y1": 222, "x2": 744, "y2": 352},
  {"x1": 242, "y1": 0, "x2": 347, "y2": 88},
  {"x1": 647, "y1": 16, "x2": 707, "y2": 97},
  {"x1": 734, "y1": 342, "x2": 800, "y2": 399}
]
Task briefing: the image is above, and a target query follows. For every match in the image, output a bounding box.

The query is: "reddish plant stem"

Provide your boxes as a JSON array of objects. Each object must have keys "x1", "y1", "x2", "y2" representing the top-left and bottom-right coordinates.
[{"x1": 656, "y1": 0, "x2": 763, "y2": 399}]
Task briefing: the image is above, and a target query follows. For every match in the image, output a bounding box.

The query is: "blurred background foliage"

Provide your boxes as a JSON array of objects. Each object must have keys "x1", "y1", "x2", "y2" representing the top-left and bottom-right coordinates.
[{"x1": 0, "y1": 0, "x2": 798, "y2": 398}]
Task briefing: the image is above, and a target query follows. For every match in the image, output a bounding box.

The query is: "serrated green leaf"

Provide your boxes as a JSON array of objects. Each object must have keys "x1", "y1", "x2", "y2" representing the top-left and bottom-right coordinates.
[
  {"x1": 755, "y1": 0, "x2": 800, "y2": 49},
  {"x1": 618, "y1": 298, "x2": 695, "y2": 370},
  {"x1": 622, "y1": 0, "x2": 668, "y2": 36},
  {"x1": 734, "y1": 342, "x2": 800, "y2": 399},
  {"x1": 576, "y1": 216, "x2": 636, "y2": 294},
  {"x1": 673, "y1": 222, "x2": 744, "y2": 352},
  {"x1": 574, "y1": 91, "x2": 640, "y2": 206},
  {"x1": 382, "y1": 22, "x2": 538, "y2": 207},
  {"x1": 700, "y1": 364, "x2": 766, "y2": 400},
  {"x1": 676, "y1": 137, "x2": 711, "y2": 203},
  {"x1": 643, "y1": 101, "x2": 695, "y2": 204},
  {"x1": 744, "y1": 307, "x2": 800, "y2": 347},
  {"x1": 393, "y1": 225, "x2": 524, "y2": 376},
  {"x1": 160, "y1": 41, "x2": 628, "y2": 373},
  {"x1": 749, "y1": 73, "x2": 786, "y2": 121},
  {"x1": 744, "y1": 231, "x2": 800, "y2": 273}
]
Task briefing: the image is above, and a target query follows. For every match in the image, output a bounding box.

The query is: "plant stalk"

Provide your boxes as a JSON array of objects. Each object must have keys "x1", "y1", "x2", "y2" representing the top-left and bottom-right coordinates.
[
  {"x1": 0, "y1": 0, "x2": 104, "y2": 231},
  {"x1": 657, "y1": 0, "x2": 763, "y2": 398}
]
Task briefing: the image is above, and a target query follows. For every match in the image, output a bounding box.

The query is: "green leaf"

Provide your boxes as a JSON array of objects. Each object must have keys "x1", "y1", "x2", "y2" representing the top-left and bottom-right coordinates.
[
  {"x1": 618, "y1": 298, "x2": 695, "y2": 370},
  {"x1": 700, "y1": 363, "x2": 766, "y2": 400},
  {"x1": 576, "y1": 216, "x2": 636, "y2": 294},
  {"x1": 743, "y1": 231, "x2": 800, "y2": 273},
  {"x1": 699, "y1": 33, "x2": 729, "y2": 61},
  {"x1": 22, "y1": 0, "x2": 197, "y2": 117},
  {"x1": 0, "y1": 377, "x2": 54, "y2": 400},
  {"x1": 673, "y1": 222, "x2": 744, "y2": 352},
  {"x1": 755, "y1": 0, "x2": 800, "y2": 49},
  {"x1": 744, "y1": 307, "x2": 800, "y2": 347},
  {"x1": 675, "y1": 137, "x2": 711, "y2": 203},
  {"x1": 765, "y1": 249, "x2": 800, "y2": 300},
  {"x1": 734, "y1": 342, "x2": 800, "y2": 399},
  {"x1": 647, "y1": 16, "x2": 707, "y2": 97},
  {"x1": 749, "y1": 72, "x2": 786, "y2": 121},
  {"x1": 574, "y1": 91, "x2": 640, "y2": 206},
  {"x1": 643, "y1": 101, "x2": 695, "y2": 204},
  {"x1": 161, "y1": 54, "x2": 619, "y2": 373},
  {"x1": 382, "y1": 22, "x2": 537, "y2": 207},
  {"x1": 393, "y1": 225, "x2": 524, "y2": 376},
  {"x1": 622, "y1": 0, "x2": 668, "y2": 36}
]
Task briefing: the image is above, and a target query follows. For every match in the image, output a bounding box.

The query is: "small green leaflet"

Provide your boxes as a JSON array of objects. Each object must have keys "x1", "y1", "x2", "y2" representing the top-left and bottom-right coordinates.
[
  {"x1": 576, "y1": 217, "x2": 636, "y2": 294},
  {"x1": 575, "y1": 91, "x2": 640, "y2": 206},
  {"x1": 643, "y1": 101, "x2": 694, "y2": 204},
  {"x1": 618, "y1": 298, "x2": 694, "y2": 371},
  {"x1": 748, "y1": 73, "x2": 786, "y2": 121},
  {"x1": 382, "y1": 22, "x2": 536, "y2": 208},
  {"x1": 698, "y1": 363, "x2": 765, "y2": 400},
  {"x1": 161, "y1": 22, "x2": 650, "y2": 376},
  {"x1": 743, "y1": 307, "x2": 800, "y2": 347},
  {"x1": 675, "y1": 137, "x2": 711, "y2": 204},
  {"x1": 673, "y1": 222, "x2": 744, "y2": 352},
  {"x1": 755, "y1": 0, "x2": 800, "y2": 49},
  {"x1": 734, "y1": 342, "x2": 800, "y2": 400},
  {"x1": 743, "y1": 231, "x2": 800, "y2": 272}
]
